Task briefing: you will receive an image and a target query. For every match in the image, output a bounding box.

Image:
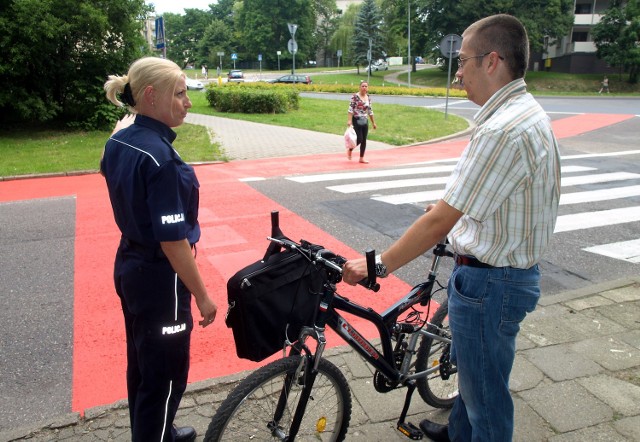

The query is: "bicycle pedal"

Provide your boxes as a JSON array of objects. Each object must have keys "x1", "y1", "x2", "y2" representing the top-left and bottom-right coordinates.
[{"x1": 397, "y1": 422, "x2": 423, "y2": 440}]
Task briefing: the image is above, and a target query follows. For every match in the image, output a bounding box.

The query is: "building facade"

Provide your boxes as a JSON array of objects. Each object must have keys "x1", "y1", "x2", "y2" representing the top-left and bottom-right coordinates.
[{"x1": 537, "y1": 0, "x2": 617, "y2": 74}]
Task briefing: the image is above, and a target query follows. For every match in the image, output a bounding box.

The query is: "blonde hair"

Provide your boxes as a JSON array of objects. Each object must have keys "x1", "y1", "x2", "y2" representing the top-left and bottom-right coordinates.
[{"x1": 104, "y1": 57, "x2": 184, "y2": 111}]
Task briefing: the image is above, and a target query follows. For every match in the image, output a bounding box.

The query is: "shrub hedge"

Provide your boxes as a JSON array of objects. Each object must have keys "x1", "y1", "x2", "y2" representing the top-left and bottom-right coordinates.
[
  {"x1": 205, "y1": 84, "x2": 299, "y2": 113},
  {"x1": 211, "y1": 80, "x2": 467, "y2": 97}
]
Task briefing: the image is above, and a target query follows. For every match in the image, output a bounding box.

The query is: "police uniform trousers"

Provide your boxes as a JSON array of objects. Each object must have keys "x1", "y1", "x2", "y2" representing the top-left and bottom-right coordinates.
[{"x1": 114, "y1": 242, "x2": 193, "y2": 442}]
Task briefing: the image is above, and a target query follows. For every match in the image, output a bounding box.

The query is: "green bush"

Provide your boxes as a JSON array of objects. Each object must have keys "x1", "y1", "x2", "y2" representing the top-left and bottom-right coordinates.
[{"x1": 205, "y1": 85, "x2": 299, "y2": 113}]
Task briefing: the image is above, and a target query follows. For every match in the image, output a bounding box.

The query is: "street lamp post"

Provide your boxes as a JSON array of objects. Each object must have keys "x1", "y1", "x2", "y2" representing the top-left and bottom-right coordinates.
[{"x1": 407, "y1": 0, "x2": 411, "y2": 87}]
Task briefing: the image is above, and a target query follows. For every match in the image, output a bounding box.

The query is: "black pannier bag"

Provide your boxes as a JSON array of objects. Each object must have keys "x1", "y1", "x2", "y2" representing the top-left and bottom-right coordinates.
[{"x1": 225, "y1": 213, "x2": 327, "y2": 362}]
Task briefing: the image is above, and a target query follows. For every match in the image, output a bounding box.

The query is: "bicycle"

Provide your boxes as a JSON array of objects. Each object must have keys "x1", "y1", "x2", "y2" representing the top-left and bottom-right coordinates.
[{"x1": 205, "y1": 214, "x2": 458, "y2": 441}]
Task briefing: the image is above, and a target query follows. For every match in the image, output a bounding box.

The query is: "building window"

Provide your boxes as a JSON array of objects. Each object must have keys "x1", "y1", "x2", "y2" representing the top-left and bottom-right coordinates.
[
  {"x1": 575, "y1": 3, "x2": 592, "y2": 14},
  {"x1": 572, "y1": 31, "x2": 589, "y2": 42}
]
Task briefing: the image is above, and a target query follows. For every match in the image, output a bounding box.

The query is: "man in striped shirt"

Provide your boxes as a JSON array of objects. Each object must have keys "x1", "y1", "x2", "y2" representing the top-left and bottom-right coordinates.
[{"x1": 344, "y1": 14, "x2": 561, "y2": 441}]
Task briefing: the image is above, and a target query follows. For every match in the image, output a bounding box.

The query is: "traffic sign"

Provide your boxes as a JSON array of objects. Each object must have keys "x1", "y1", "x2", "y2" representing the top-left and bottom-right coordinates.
[
  {"x1": 287, "y1": 23, "x2": 298, "y2": 37},
  {"x1": 440, "y1": 34, "x2": 462, "y2": 58},
  {"x1": 287, "y1": 39, "x2": 298, "y2": 54},
  {"x1": 231, "y1": 53, "x2": 238, "y2": 60}
]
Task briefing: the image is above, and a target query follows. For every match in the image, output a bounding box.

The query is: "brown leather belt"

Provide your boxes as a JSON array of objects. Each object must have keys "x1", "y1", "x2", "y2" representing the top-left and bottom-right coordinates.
[{"x1": 454, "y1": 254, "x2": 496, "y2": 269}]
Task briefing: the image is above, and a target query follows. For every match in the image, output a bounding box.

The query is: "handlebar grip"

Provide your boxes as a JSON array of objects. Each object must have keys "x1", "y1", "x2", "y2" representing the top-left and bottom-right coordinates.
[{"x1": 358, "y1": 249, "x2": 380, "y2": 292}]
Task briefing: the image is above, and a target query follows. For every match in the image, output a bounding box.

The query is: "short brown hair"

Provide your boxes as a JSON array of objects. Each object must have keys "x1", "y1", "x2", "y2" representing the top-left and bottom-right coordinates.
[{"x1": 463, "y1": 14, "x2": 529, "y2": 79}]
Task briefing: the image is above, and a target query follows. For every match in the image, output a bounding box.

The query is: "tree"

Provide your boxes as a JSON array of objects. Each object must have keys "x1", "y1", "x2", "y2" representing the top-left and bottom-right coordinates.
[
  {"x1": 314, "y1": 0, "x2": 341, "y2": 66},
  {"x1": 163, "y1": 9, "x2": 212, "y2": 68},
  {"x1": 198, "y1": 19, "x2": 234, "y2": 70},
  {"x1": 331, "y1": 3, "x2": 360, "y2": 66},
  {"x1": 351, "y1": 0, "x2": 385, "y2": 73},
  {"x1": 413, "y1": 0, "x2": 573, "y2": 69},
  {"x1": 593, "y1": 0, "x2": 640, "y2": 83},
  {"x1": 0, "y1": 0, "x2": 148, "y2": 129},
  {"x1": 237, "y1": 0, "x2": 316, "y2": 70}
]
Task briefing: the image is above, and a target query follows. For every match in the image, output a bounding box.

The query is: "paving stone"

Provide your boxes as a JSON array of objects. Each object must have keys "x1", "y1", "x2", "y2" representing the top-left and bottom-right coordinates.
[
  {"x1": 510, "y1": 354, "x2": 545, "y2": 392},
  {"x1": 600, "y1": 284, "x2": 640, "y2": 303},
  {"x1": 519, "y1": 380, "x2": 613, "y2": 433},
  {"x1": 512, "y1": 396, "x2": 555, "y2": 442},
  {"x1": 565, "y1": 295, "x2": 613, "y2": 311},
  {"x1": 613, "y1": 415, "x2": 640, "y2": 440},
  {"x1": 577, "y1": 374, "x2": 640, "y2": 416},
  {"x1": 589, "y1": 301, "x2": 640, "y2": 330},
  {"x1": 571, "y1": 335, "x2": 640, "y2": 371},
  {"x1": 548, "y1": 423, "x2": 629, "y2": 441},
  {"x1": 522, "y1": 344, "x2": 603, "y2": 381}
]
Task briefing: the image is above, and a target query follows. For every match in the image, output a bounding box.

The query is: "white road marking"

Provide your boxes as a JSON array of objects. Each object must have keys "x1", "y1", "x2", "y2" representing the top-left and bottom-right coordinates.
[
  {"x1": 554, "y1": 206, "x2": 640, "y2": 233},
  {"x1": 584, "y1": 239, "x2": 640, "y2": 263}
]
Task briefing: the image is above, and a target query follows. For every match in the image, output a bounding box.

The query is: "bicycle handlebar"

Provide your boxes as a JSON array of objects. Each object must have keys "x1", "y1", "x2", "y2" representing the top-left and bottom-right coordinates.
[{"x1": 267, "y1": 236, "x2": 380, "y2": 292}]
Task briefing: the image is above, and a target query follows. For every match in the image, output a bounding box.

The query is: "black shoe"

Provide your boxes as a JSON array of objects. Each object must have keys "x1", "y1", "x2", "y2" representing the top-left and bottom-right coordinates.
[
  {"x1": 174, "y1": 425, "x2": 196, "y2": 442},
  {"x1": 419, "y1": 419, "x2": 450, "y2": 442}
]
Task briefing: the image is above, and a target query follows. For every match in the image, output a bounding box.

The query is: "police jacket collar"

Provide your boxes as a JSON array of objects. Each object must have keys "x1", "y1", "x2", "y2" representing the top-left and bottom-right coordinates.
[{"x1": 134, "y1": 114, "x2": 178, "y2": 144}]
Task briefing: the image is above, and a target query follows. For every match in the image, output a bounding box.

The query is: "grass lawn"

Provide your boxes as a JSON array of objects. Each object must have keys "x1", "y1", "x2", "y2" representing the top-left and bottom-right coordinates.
[
  {"x1": 2, "y1": 67, "x2": 635, "y2": 178},
  {"x1": 0, "y1": 122, "x2": 226, "y2": 178},
  {"x1": 188, "y1": 92, "x2": 468, "y2": 147}
]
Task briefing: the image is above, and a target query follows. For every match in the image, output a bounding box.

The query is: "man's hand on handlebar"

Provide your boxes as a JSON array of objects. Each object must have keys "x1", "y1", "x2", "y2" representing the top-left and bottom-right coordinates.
[{"x1": 342, "y1": 258, "x2": 369, "y2": 286}]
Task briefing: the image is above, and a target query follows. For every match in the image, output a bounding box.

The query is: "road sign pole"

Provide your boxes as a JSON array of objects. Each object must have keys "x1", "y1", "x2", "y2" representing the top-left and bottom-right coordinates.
[{"x1": 439, "y1": 34, "x2": 462, "y2": 120}]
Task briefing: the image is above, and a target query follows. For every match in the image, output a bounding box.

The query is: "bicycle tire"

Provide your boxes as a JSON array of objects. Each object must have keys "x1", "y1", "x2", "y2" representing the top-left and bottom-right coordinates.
[
  {"x1": 415, "y1": 298, "x2": 459, "y2": 408},
  {"x1": 204, "y1": 356, "x2": 352, "y2": 441}
]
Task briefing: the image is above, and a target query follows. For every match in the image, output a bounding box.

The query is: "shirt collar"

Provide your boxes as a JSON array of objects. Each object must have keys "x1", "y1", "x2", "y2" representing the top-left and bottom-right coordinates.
[
  {"x1": 474, "y1": 78, "x2": 528, "y2": 125},
  {"x1": 134, "y1": 114, "x2": 177, "y2": 143}
]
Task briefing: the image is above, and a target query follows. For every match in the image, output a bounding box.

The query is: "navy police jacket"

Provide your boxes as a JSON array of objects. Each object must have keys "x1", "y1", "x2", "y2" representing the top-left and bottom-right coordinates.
[{"x1": 100, "y1": 115, "x2": 200, "y2": 248}]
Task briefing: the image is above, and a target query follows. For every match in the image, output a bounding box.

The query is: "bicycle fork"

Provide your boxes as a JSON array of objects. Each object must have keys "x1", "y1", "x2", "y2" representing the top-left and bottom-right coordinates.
[{"x1": 272, "y1": 327, "x2": 328, "y2": 441}]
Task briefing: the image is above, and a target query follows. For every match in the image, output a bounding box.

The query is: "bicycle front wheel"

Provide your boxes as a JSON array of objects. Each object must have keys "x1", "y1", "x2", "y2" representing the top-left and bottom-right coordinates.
[
  {"x1": 415, "y1": 298, "x2": 459, "y2": 408},
  {"x1": 204, "y1": 356, "x2": 352, "y2": 441}
]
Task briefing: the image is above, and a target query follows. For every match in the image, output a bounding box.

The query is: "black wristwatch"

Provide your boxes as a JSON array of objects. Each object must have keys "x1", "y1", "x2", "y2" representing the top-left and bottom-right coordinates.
[{"x1": 375, "y1": 254, "x2": 388, "y2": 278}]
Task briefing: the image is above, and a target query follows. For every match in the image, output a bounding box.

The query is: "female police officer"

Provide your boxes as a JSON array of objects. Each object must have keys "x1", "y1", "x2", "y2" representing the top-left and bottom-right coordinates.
[{"x1": 101, "y1": 57, "x2": 217, "y2": 442}]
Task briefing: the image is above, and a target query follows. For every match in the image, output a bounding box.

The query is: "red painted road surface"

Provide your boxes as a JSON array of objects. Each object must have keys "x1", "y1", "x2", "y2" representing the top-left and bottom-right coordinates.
[{"x1": 0, "y1": 113, "x2": 633, "y2": 414}]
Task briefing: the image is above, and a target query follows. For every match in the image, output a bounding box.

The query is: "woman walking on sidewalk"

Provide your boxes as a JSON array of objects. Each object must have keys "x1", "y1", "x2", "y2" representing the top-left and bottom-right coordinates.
[{"x1": 347, "y1": 81, "x2": 377, "y2": 163}]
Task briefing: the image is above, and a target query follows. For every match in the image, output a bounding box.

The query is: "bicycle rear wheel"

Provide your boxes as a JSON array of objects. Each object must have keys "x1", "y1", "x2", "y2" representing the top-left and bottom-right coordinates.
[
  {"x1": 204, "y1": 356, "x2": 352, "y2": 441},
  {"x1": 415, "y1": 298, "x2": 459, "y2": 408}
]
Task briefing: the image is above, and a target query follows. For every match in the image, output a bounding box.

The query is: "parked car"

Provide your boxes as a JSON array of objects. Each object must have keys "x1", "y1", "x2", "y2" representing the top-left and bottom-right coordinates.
[
  {"x1": 185, "y1": 78, "x2": 204, "y2": 90},
  {"x1": 368, "y1": 60, "x2": 388, "y2": 72},
  {"x1": 268, "y1": 74, "x2": 312, "y2": 85},
  {"x1": 228, "y1": 70, "x2": 244, "y2": 82}
]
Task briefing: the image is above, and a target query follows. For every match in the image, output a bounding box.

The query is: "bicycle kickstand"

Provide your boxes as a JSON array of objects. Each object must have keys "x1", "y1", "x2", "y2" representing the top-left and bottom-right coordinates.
[{"x1": 396, "y1": 381, "x2": 423, "y2": 440}]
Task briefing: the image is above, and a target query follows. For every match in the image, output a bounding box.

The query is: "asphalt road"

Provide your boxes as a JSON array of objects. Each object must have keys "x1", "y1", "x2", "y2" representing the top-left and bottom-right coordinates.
[{"x1": 0, "y1": 94, "x2": 637, "y2": 433}]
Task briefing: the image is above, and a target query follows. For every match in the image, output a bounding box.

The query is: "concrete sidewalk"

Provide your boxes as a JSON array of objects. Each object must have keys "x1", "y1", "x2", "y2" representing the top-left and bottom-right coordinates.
[
  {"x1": 3, "y1": 277, "x2": 639, "y2": 441},
  {"x1": 185, "y1": 113, "x2": 394, "y2": 161}
]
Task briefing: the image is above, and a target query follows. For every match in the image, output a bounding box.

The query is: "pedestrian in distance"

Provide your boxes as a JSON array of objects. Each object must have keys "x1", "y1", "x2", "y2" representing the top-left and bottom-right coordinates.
[
  {"x1": 347, "y1": 81, "x2": 377, "y2": 163},
  {"x1": 101, "y1": 56, "x2": 217, "y2": 442},
  {"x1": 202, "y1": 64, "x2": 208, "y2": 80},
  {"x1": 599, "y1": 75, "x2": 609, "y2": 94},
  {"x1": 343, "y1": 14, "x2": 561, "y2": 442}
]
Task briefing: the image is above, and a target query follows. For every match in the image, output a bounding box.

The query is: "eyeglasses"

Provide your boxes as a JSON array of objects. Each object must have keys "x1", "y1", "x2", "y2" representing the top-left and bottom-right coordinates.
[{"x1": 457, "y1": 52, "x2": 504, "y2": 69}]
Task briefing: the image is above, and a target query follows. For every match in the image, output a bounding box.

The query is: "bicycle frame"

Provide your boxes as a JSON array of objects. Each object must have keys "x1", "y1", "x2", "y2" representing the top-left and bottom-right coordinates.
[{"x1": 281, "y1": 242, "x2": 453, "y2": 440}]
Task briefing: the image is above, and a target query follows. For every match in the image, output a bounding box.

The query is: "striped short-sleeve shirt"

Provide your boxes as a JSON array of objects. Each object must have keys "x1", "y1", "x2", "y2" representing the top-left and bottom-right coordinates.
[{"x1": 443, "y1": 78, "x2": 561, "y2": 268}]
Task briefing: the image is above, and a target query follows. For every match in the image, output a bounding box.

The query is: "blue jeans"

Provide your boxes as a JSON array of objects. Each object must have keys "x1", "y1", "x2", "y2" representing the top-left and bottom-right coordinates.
[{"x1": 447, "y1": 264, "x2": 540, "y2": 442}]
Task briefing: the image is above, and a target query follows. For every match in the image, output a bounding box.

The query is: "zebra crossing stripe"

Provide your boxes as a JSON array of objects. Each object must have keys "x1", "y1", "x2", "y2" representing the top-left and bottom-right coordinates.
[
  {"x1": 374, "y1": 185, "x2": 640, "y2": 206},
  {"x1": 287, "y1": 165, "x2": 456, "y2": 183},
  {"x1": 562, "y1": 172, "x2": 640, "y2": 186},
  {"x1": 583, "y1": 239, "x2": 640, "y2": 263},
  {"x1": 554, "y1": 206, "x2": 640, "y2": 233},
  {"x1": 327, "y1": 176, "x2": 451, "y2": 194},
  {"x1": 561, "y1": 185, "x2": 640, "y2": 205}
]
